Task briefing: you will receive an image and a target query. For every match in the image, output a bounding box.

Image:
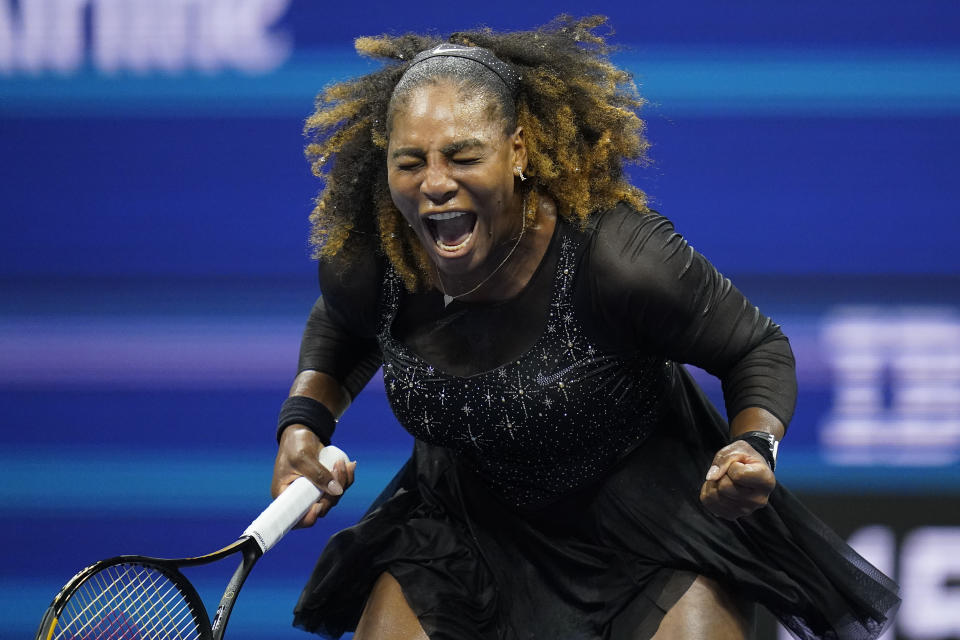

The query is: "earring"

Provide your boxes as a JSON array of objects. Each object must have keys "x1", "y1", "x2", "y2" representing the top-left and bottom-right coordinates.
[{"x1": 515, "y1": 166, "x2": 527, "y2": 182}]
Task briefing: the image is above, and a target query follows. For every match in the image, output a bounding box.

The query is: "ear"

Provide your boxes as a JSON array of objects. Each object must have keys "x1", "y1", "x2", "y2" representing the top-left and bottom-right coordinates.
[{"x1": 510, "y1": 126, "x2": 527, "y2": 174}]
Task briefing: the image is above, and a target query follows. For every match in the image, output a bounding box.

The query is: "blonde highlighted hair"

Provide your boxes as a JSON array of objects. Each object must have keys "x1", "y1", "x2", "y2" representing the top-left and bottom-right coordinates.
[{"x1": 304, "y1": 15, "x2": 649, "y2": 289}]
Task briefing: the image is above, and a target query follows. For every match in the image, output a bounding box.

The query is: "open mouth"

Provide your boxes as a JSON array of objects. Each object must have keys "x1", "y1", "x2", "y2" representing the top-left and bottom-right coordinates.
[{"x1": 424, "y1": 211, "x2": 478, "y2": 252}]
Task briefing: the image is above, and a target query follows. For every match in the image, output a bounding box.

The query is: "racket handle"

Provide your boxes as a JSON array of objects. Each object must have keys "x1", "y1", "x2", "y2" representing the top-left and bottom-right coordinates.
[{"x1": 243, "y1": 445, "x2": 349, "y2": 554}]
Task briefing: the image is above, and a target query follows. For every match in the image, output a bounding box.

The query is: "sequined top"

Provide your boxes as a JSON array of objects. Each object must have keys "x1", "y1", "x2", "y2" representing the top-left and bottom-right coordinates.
[
  {"x1": 379, "y1": 231, "x2": 668, "y2": 506},
  {"x1": 299, "y1": 205, "x2": 797, "y2": 508}
]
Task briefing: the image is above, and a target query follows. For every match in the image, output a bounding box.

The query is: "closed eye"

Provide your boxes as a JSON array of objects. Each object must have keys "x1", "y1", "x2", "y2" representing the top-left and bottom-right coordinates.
[{"x1": 395, "y1": 159, "x2": 424, "y2": 171}]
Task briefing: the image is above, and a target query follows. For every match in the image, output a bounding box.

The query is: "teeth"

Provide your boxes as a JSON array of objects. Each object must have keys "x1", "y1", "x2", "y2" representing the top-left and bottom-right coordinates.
[
  {"x1": 437, "y1": 232, "x2": 473, "y2": 252},
  {"x1": 427, "y1": 211, "x2": 469, "y2": 221}
]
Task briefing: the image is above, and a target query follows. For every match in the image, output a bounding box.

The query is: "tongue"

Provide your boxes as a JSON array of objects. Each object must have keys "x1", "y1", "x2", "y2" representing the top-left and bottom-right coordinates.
[{"x1": 434, "y1": 215, "x2": 475, "y2": 247}]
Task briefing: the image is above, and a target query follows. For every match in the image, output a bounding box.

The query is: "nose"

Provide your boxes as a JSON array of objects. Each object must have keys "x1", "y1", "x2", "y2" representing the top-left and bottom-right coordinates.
[{"x1": 420, "y1": 162, "x2": 457, "y2": 204}]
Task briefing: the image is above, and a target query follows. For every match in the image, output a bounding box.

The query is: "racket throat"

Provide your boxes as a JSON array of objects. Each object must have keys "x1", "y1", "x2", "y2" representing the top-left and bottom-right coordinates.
[{"x1": 211, "y1": 542, "x2": 262, "y2": 640}]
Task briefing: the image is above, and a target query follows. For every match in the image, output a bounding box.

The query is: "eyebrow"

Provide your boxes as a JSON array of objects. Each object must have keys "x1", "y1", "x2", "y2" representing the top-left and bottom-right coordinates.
[
  {"x1": 390, "y1": 138, "x2": 487, "y2": 160},
  {"x1": 442, "y1": 138, "x2": 485, "y2": 155}
]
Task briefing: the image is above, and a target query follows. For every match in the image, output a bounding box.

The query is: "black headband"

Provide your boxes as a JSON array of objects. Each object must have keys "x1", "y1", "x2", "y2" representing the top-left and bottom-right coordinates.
[{"x1": 404, "y1": 44, "x2": 521, "y2": 96}]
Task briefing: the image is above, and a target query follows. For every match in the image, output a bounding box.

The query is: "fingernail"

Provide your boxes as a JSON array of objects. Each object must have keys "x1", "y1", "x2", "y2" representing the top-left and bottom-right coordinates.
[
  {"x1": 706, "y1": 465, "x2": 720, "y2": 481},
  {"x1": 326, "y1": 479, "x2": 344, "y2": 496}
]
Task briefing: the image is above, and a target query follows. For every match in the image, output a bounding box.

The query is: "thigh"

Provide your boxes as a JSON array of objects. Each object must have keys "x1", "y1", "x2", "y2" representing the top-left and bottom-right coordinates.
[
  {"x1": 353, "y1": 572, "x2": 430, "y2": 640},
  {"x1": 651, "y1": 575, "x2": 754, "y2": 640}
]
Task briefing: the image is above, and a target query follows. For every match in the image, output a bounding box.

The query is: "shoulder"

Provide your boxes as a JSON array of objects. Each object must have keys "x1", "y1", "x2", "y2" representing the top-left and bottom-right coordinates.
[
  {"x1": 317, "y1": 240, "x2": 385, "y2": 332},
  {"x1": 582, "y1": 203, "x2": 690, "y2": 284},
  {"x1": 587, "y1": 201, "x2": 673, "y2": 236},
  {"x1": 318, "y1": 243, "x2": 383, "y2": 291}
]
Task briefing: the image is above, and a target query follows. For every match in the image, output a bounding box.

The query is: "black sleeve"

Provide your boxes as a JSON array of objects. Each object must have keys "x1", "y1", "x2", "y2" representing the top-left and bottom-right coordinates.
[
  {"x1": 297, "y1": 248, "x2": 384, "y2": 401},
  {"x1": 583, "y1": 205, "x2": 797, "y2": 427}
]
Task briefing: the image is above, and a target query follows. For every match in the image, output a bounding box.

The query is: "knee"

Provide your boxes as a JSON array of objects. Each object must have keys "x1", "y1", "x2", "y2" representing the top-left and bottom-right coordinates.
[
  {"x1": 354, "y1": 572, "x2": 429, "y2": 640},
  {"x1": 653, "y1": 575, "x2": 754, "y2": 640}
]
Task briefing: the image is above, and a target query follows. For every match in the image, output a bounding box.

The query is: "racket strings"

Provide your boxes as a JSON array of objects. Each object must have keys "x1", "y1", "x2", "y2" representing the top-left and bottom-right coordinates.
[
  {"x1": 92, "y1": 568, "x2": 191, "y2": 640},
  {"x1": 73, "y1": 565, "x2": 196, "y2": 640},
  {"x1": 61, "y1": 564, "x2": 197, "y2": 640},
  {"x1": 96, "y1": 569, "x2": 193, "y2": 640},
  {"x1": 54, "y1": 563, "x2": 203, "y2": 640},
  {"x1": 61, "y1": 566, "x2": 165, "y2": 639},
  {"x1": 65, "y1": 567, "x2": 174, "y2": 639}
]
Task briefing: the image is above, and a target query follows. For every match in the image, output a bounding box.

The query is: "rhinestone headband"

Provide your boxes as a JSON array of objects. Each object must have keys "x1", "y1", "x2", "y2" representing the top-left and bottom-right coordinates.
[{"x1": 403, "y1": 44, "x2": 521, "y2": 96}]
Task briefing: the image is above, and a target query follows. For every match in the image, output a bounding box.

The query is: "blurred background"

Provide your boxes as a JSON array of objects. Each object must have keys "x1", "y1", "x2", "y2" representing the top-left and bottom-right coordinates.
[{"x1": 2, "y1": 1, "x2": 958, "y2": 638}]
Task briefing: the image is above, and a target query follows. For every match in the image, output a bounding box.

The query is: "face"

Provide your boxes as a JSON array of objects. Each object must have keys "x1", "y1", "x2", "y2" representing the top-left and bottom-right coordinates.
[{"x1": 387, "y1": 81, "x2": 526, "y2": 279}]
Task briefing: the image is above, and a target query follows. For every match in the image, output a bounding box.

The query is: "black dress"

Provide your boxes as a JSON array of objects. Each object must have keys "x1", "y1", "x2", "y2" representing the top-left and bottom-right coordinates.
[{"x1": 290, "y1": 205, "x2": 899, "y2": 640}]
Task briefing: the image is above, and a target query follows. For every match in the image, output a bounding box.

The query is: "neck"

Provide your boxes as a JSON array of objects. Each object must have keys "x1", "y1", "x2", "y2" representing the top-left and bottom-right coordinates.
[{"x1": 437, "y1": 196, "x2": 557, "y2": 304}]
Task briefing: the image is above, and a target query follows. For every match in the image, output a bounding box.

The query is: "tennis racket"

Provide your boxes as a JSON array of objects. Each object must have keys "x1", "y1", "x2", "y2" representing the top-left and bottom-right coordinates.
[{"x1": 35, "y1": 445, "x2": 350, "y2": 640}]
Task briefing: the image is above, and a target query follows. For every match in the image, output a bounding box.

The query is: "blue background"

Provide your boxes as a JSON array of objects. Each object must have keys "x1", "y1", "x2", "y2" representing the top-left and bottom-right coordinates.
[{"x1": 2, "y1": 1, "x2": 959, "y2": 638}]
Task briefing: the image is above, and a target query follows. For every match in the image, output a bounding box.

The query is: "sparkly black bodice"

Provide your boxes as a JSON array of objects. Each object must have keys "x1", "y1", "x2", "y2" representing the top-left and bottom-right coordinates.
[
  {"x1": 378, "y1": 231, "x2": 668, "y2": 508},
  {"x1": 296, "y1": 210, "x2": 898, "y2": 640},
  {"x1": 302, "y1": 205, "x2": 798, "y2": 505}
]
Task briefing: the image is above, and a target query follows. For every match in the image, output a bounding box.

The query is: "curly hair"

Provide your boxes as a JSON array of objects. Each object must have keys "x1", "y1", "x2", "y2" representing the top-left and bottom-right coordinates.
[{"x1": 304, "y1": 15, "x2": 649, "y2": 290}]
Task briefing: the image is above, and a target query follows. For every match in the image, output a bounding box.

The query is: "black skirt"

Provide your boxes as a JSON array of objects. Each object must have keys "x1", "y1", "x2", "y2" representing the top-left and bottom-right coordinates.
[{"x1": 292, "y1": 370, "x2": 900, "y2": 639}]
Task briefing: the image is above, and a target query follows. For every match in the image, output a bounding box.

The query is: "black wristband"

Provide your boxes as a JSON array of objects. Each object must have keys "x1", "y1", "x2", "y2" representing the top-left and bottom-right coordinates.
[
  {"x1": 731, "y1": 431, "x2": 778, "y2": 471},
  {"x1": 276, "y1": 396, "x2": 336, "y2": 445}
]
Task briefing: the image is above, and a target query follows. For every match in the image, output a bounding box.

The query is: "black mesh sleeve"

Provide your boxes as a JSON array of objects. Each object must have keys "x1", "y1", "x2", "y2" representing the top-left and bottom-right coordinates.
[
  {"x1": 583, "y1": 205, "x2": 797, "y2": 427},
  {"x1": 296, "y1": 250, "x2": 384, "y2": 401}
]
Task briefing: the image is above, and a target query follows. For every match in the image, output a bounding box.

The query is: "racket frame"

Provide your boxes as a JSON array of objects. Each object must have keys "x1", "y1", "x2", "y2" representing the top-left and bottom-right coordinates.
[
  {"x1": 35, "y1": 536, "x2": 263, "y2": 640},
  {"x1": 36, "y1": 445, "x2": 349, "y2": 639}
]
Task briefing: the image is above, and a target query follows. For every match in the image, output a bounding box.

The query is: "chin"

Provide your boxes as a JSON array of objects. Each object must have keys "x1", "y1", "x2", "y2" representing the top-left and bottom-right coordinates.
[{"x1": 431, "y1": 245, "x2": 482, "y2": 277}]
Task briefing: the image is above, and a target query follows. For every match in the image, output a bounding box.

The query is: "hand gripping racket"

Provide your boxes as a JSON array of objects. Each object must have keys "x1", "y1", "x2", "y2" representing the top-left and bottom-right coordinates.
[{"x1": 35, "y1": 445, "x2": 350, "y2": 640}]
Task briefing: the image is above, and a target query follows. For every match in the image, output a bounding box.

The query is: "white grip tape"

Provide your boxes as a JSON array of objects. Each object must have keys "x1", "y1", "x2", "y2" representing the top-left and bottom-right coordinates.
[{"x1": 243, "y1": 445, "x2": 349, "y2": 554}]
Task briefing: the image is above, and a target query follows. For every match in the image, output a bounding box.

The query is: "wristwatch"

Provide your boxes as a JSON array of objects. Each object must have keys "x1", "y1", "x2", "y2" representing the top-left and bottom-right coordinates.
[{"x1": 733, "y1": 431, "x2": 779, "y2": 471}]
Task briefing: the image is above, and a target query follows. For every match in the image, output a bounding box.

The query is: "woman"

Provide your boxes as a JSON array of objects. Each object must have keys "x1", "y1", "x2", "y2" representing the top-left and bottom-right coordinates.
[{"x1": 270, "y1": 17, "x2": 899, "y2": 640}]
